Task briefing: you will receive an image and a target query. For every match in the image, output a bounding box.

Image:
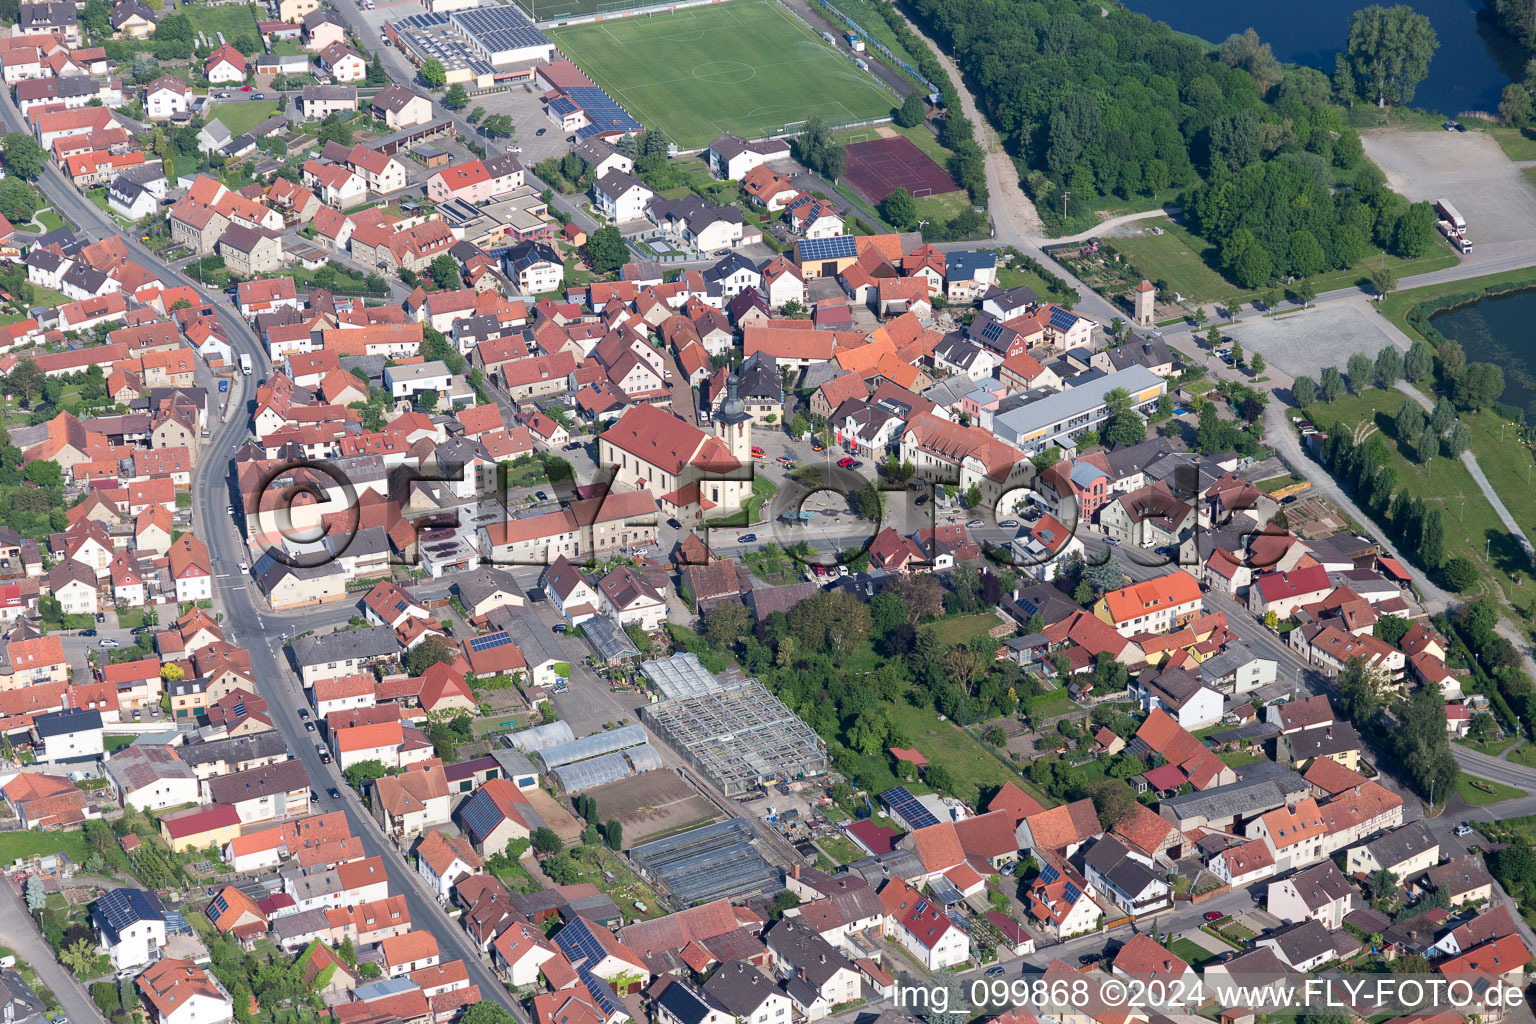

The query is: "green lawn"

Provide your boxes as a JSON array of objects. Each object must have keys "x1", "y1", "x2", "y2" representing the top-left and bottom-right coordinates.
[
  {"x1": 925, "y1": 610, "x2": 1005, "y2": 647},
  {"x1": 34, "y1": 209, "x2": 64, "y2": 232},
  {"x1": 183, "y1": 2, "x2": 259, "y2": 42},
  {"x1": 210, "y1": 99, "x2": 281, "y2": 136},
  {"x1": 841, "y1": 700, "x2": 1034, "y2": 808},
  {"x1": 30, "y1": 285, "x2": 69, "y2": 308},
  {"x1": 1112, "y1": 216, "x2": 1457, "y2": 307},
  {"x1": 1219, "y1": 748, "x2": 1267, "y2": 768},
  {"x1": 1490, "y1": 125, "x2": 1536, "y2": 162},
  {"x1": 1456, "y1": 773, "x2": 1526, "y2": 805},
  {"x1": 914, "y1": 189, "x2": 976, "y2": 224},
  {"x1": 1301, "y1": 388, "x2": 1514, "y2": 601},
  {"x1": 815, "y1": 833, "x2": 864, "y2": 866},
  {"x1": 1169, "y1": 938, "x2": 1220, "y2": 968},
  {"x1": 1457, "y1": 734, "x2": 1519, "y2": 757},
  {"x1": 1508, "y1": 744, "x2": 1536, "y2": 770},
  {"x1": 548, "y1": 0, "x2": 896, "y2": 150},
  {"x1": 0, "y1": 830, "x2": 91, "y2": 866}
]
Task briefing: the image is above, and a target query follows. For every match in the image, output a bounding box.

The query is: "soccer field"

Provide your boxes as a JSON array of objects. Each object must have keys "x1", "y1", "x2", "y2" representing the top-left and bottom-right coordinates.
[{"x1": 547, "y1": 0, "x2": 896, "y2": 151}]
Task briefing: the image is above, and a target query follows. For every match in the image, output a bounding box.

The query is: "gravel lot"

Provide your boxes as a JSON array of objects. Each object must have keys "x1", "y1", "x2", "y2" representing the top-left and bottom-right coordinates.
[
  {"x1": 1363, "y1": 127, "x2": 1536, "y2": 246},
  {"x1": 1230, "y1": 294, "x2": 1407, "y2": 379}
]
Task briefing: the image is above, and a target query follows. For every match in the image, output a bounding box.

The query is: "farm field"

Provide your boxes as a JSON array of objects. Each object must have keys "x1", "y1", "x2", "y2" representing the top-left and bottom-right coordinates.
[{"x1": 549, "y1": 0, "x2": 895, "y2": 150}]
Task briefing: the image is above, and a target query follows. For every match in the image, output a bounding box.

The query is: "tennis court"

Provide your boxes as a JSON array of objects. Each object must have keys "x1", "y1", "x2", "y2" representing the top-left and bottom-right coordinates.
[
  {"x1": 547, "y1": 0, "x2": 896, "y2": 150},
  {"x1": 843, "y1": 134, "x2": 959, "y2": 204}
]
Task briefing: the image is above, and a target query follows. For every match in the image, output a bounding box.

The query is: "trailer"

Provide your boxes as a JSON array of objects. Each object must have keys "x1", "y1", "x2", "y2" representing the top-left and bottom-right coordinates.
[
  {"x1": 1435, "y1": 199, "x2": 1466, "y2": 233},
  {"x1": 1437, "y1": 220, "x2": 1472, "y2": 254}
]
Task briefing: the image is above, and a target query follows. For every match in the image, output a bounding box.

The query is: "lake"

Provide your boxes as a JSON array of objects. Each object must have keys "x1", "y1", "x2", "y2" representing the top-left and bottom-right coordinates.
[
  {"x1": 1431, "y1": 289, "x2": 1536, "y2": 416},
  {"x1": 1123, "y1": 0, "x2": 1525, "y2": 116}
]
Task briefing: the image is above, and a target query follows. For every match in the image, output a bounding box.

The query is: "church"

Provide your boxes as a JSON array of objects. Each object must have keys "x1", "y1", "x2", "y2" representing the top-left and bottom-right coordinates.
[{"x1": 597, "y1": 376, "x2": 755, "y2": 521}]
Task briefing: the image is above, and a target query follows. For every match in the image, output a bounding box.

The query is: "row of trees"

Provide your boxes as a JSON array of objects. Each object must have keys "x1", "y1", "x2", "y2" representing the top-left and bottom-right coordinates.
[
  {"x1": 1334, "y1": 656, "x2": 1458, "y2": 802},
  {"x1": 1316, "y1": 425, "x2": 1450, "y2": 574}
]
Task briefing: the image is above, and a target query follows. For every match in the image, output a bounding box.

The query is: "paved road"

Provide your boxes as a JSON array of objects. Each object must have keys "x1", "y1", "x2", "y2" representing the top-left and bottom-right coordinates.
[
  {"x1": 1449, "y1": 744, "x2": 1536, "y2": 791},
  {"x1": 0, "y1": 880, "x2": 106, "y2": 1024},
  {"x1": 0, "y1": 84, "x2": 535, "y2": 1024}
]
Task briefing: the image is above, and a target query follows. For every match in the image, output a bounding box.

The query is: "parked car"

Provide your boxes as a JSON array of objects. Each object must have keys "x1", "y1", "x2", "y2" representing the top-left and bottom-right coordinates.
[
  {"x1": 552, "y1": 623, "x2": 568, "y2": 634},
  {"x1": 298, "y1": 708, "x2": 309, "y2": 719},
  {"x1": 915, "y1": 494, "x2": 928, "y2": 505},
  {"x1": 305, "y1": 721, "x2": 315, "y2": 732},
  {"x1": 1204, "y1": 911, "x2": 1224, "y2": 922},
  {"x1": 737, "y1": 533, "x2": 757, "y2": 543},
  {"x1": 81, "y1": 629, "x2": 97, "y2": 637},
  {"x1": 837, "y1": 456, "x2": 855, "y2": 468},
  {"x1": 536, "y1": 128, "x2": 547, "y2": 136},
  {"x1": 130, "y1": 625, "x2": 151, "y2": 635},
  {"x1": 666, "y1": 517, "x2": 682, "y2": 530},
  {"x1": 811, "y1": 440, "x2": 825, "y2": 452},
  {"x1": 562, "y1": 442, "x2": 582, "y2": 451},
  {"x1": 98, "y1": 637, "x2": 119, "y2": 647},
  {"x1": 534, "y1": 490, "x2": 548, "y2": 501},
  {"x1": 328, "y1": 787, "x2": 341, "y2": 799},
  {"x1": 1454, "y1": 824, "x2": 1474, "y2": 837},
  {"x1": 967, "y1": 518, "x2": 985, "y2": 528},
  {"x1": 999, "y1": 519, "x2": 1019, "y2": 528},
  {"x1": 985, "y1": 966, "x2": 1005, "y2": 977},
  {"x1": 96, "y1": 613, "x2": 105, "y2": 622}
]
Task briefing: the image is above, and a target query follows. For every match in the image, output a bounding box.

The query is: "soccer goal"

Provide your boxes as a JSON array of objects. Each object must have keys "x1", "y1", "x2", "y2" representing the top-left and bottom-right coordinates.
[
  {"x1": 847, "y1": 132, "x2": 872, "y2": 142},
  {"x1": 910, "y1": 186, "x2": 932, "y2": 197}
]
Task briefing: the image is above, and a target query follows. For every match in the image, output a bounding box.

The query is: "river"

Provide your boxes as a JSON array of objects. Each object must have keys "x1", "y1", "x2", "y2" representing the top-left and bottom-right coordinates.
[
  {"x1": 1431, "y1": 289, "x2": 1536, "y2": 417},
  {"x1": 1122, "y1": 0, "x2": 1525, "y2": 117}
]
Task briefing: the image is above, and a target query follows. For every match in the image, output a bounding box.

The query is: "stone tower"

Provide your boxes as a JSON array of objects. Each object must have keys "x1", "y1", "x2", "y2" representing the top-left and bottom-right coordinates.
[
  {"x1": 713, "y1": 373, "x2": 752, "y2": 463},
  {"x1": 1133, "y1": 279, "x2": 1156, "y2": 326}
]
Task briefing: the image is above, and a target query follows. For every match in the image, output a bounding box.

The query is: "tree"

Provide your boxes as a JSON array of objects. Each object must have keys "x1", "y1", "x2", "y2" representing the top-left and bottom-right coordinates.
[
  {"x1": 1375, "y1": 345, "x2": 1404, "y2": 387},
  {"x1": 1418, "y1": 507, "x2": 1445, "y2": 568},
  {"x1": 1083, "y1": 554, "x2": 1125, "y2": 594},
  {"x1": 61, "y1": 937, "x2": 97, "y2": 976},
  {"x1": 879, "y1": 187, "x2": 916, "y2": 229},
  {"x1": 1337, "y1": 657, "x2": 1381, "y2": 726},
  {"x1": 1230, "y1": 340, "x2": 1244, "y2": 367},
  {"x1": 1086, "y1": 778, "x2": 1136, "y2": 828},
  {"x1": 1503, "y1": 82, "x2": 1535, "y2": 126},
  {"x1": 1404, "y1": 339, "x2": 1434, "y2": 382},
  {"x1": 702, "y1": 600, "x2": 750, "y2": 649},
  {"x1": 795, "y1": 116, "x2": 846, "y2": 181},
  {"x1": 894, "y1": 91, "x2": 926, "y2": 128},
  {"x1": 768, "y1": 890, "x2": 801, "y2": 921},
  {"x1": 1250, "y1": 353, "x2": 1266, "y2": 375},
  {"x1": 1393, "y1": 201, "x2": 1437, "y2": 258},
  {"x1": 1292, "y1": 375, "x2": 1317, "y2": 406},
  {"x1": 1455, "y1": 363, "x2": 1505, "y2": 410},
  {"x1": 366, "y1": 51, "x2": 386, "y2": 85},
  {"x1": 1442, "y1": 556, "x2": 1479, "y2": 592},
  {"x1": 1415, "y1": 425, "x2": 1439, "y2": 464},
  {"x1": 787, "y1": 591, "x2": 871, "y2": 653},
  {"x1": 0, "y1": 179, "x2": 38, "y2": 223},
  {"x1": 418, "y1": 57, "x2": 446, "y2": 88},
  {"x1": 1346, "y1": 5, "x2": 1439, "y2": 106},
  {"x1": 24, "y1": 874, "x2": 43, "y2": 914},
  {"x1": 345, "y1": 759, "x2": 389, "y2": 789},
  {"x1": 1346, "y1": 352, "x2": 1374, "y2": 393},
  {"x1": 443, "y1": 83, "x2": 469, "y2": 110},
  {"x1": 1371, "y1": 265, "x2": 1398, "y2": 298},
  {"x1": 530, "y1": 827, "x2": 562, "y2": 855},
  {"x1": 481, "y1": 114, "x2": 516, "y2": 138},
  {"x1": 925, "y1": 763, "x2": 955, "y2": 795},
  {"x1": 430, "y1": 253, "x2": 461, "y2": 290},
  {"x1": 91, "y1": 982, "x2": 120, "y2": 1015},
  {"x1": 584, "y1": 225, "x2": 627, "y2": 274},
  {"x1": 603, "y1": 819, "x2": 622, "y2": 849},
  {"x1": 461, "y1": 1004, "x2": 518, "y2": 1024},
  {"x1": 1440, "y1": 339, "x2": 1467, "y2": 379},
  {"x1": 405, "y1": 635, "x2": 457, "y2": 675},
  {"x1": 1444, "y1": 420, "x2": 1471, "y2": 456},
  {"x1": 1431, "y1": 397, "x2": 1456, "y2": 432},
  {"x1": 1, "y1": 132, "x2": 44, "y2": 180},
  {"x1": 1320, "y1": 366, "x2": 1346, "y2": 403}
]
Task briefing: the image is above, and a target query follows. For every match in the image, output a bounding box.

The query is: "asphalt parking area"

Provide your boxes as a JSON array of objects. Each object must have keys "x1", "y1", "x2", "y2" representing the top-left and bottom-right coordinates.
[{"x1": 1363, "y1": 128, "x2": 1536, "y2": 246}]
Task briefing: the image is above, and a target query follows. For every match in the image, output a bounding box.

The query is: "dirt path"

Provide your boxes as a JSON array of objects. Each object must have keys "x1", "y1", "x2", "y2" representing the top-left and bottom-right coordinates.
[{"x1": 898, "y1": 17, "x2": 1041, "y2": 237}]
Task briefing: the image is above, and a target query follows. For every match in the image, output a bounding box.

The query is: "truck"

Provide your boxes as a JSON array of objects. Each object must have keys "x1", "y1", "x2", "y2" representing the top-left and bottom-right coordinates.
[
  {"x1": 1435, "y1": 199, "x2": 1466, "y2": 233},
  {"x1": 1437, "y1": 220, "x2": 1472, "y2": 254},
  {"x1": 239, "y1": 353, "x2": 252, "y2": 375}
]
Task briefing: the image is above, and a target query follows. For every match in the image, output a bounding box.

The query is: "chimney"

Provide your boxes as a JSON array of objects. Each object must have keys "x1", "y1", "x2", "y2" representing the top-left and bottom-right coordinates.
[{"x1": 791, "y1": 864, "x2": 800, "y2": 879}]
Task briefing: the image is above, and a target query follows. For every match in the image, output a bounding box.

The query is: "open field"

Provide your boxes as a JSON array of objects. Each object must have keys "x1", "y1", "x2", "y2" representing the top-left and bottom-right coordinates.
[
  {"x1": 1457, "y1": 773, "x2": 1526, "y2": 805},
  {"x1": 1300, "y1": 388, "x2": 1516, "y2": 601},
  {"x1": 584, "y1": 770, "x2": 721, "y2": 842},
  {"x1": 210, "y1": 100, "x2": 281, "y2": 136},
  {"x1": 549, "y1": 0, "x2": 895, "y2": 150},
  {"x1": 1110, "y1": 216, "x2": 1457, "y2": 308},
  {"x1": 183, "y1": 2, "x2": 260, "y2": 44}
]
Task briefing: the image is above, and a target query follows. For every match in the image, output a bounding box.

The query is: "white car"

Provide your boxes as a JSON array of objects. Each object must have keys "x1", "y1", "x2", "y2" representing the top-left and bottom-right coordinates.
[
  {"x1": 98, "y1": 638, "x2": 119, "y2": 648},
  {"x1": 238, "y1": 561, "x2": 249, "y2": 572},
  {"x1": 1454, "y1": 825, "x2": 1474, "y2": 837}
]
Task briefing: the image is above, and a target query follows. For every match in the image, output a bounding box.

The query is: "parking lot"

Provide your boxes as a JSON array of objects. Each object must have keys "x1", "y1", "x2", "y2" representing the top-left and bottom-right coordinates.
[{"x1": 1364, "y1": 127, "x2": 1536, "y2": 247}]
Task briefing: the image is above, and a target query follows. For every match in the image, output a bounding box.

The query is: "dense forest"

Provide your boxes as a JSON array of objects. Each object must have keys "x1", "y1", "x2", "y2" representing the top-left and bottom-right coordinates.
[{"x1": 901, "y1": 0, "x2": 1377, "y2": 238}]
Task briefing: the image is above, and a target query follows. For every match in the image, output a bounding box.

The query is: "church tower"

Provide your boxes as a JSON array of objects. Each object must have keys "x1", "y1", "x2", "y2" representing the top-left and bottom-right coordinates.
[{"x1": 713, "y1": 373, "x2": 752, "y2": 463}]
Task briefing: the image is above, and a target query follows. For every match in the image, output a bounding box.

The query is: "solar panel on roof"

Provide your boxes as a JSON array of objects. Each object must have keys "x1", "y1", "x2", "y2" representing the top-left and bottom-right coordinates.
[
  {"x1": 554, "y1": 917, "x2": 606, "y2": 968},
  {"x1": 1037, "y1": 860, "x2": 1060, "y2": 885},
  {"x1": 798, "y1": 235, "x2": 857, "y2": 261},
  {"x1": 459, "y1": 789, "x2": 503, "y2": 843},
  {"x1": 1048, "y1": 307, "x2": 1078, "y2": 331},
  {"x1": 880, "y1": 785, "x2": 940, "y2": 829},
  {"x1": 468, "y1": 631, "x2": 513, "y2": 652},
  {"x1": 1062, "y1": 881, "x2": 1081, "y2": 903},
  {"x1": 580, "y1": 970, "x2": 623, "y2": 1016}
]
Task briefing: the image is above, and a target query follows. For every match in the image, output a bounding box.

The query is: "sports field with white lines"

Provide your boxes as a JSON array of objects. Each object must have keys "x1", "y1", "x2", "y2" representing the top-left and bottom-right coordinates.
[{"x1": 547, "y1": 0, "x2": 895, "y2": 150}]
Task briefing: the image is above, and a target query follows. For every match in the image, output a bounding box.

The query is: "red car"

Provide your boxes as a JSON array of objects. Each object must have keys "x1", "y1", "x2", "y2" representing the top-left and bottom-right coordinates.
[
  {"x1": 241, "y1": 85, "x2": 252, "y2": 92},
  {"x1": 1203, "y1": 911, "x2": 1224, "y2": 922},
  {"x1": 837, "y1": 456, "x2": 855, "y2": 468}
]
